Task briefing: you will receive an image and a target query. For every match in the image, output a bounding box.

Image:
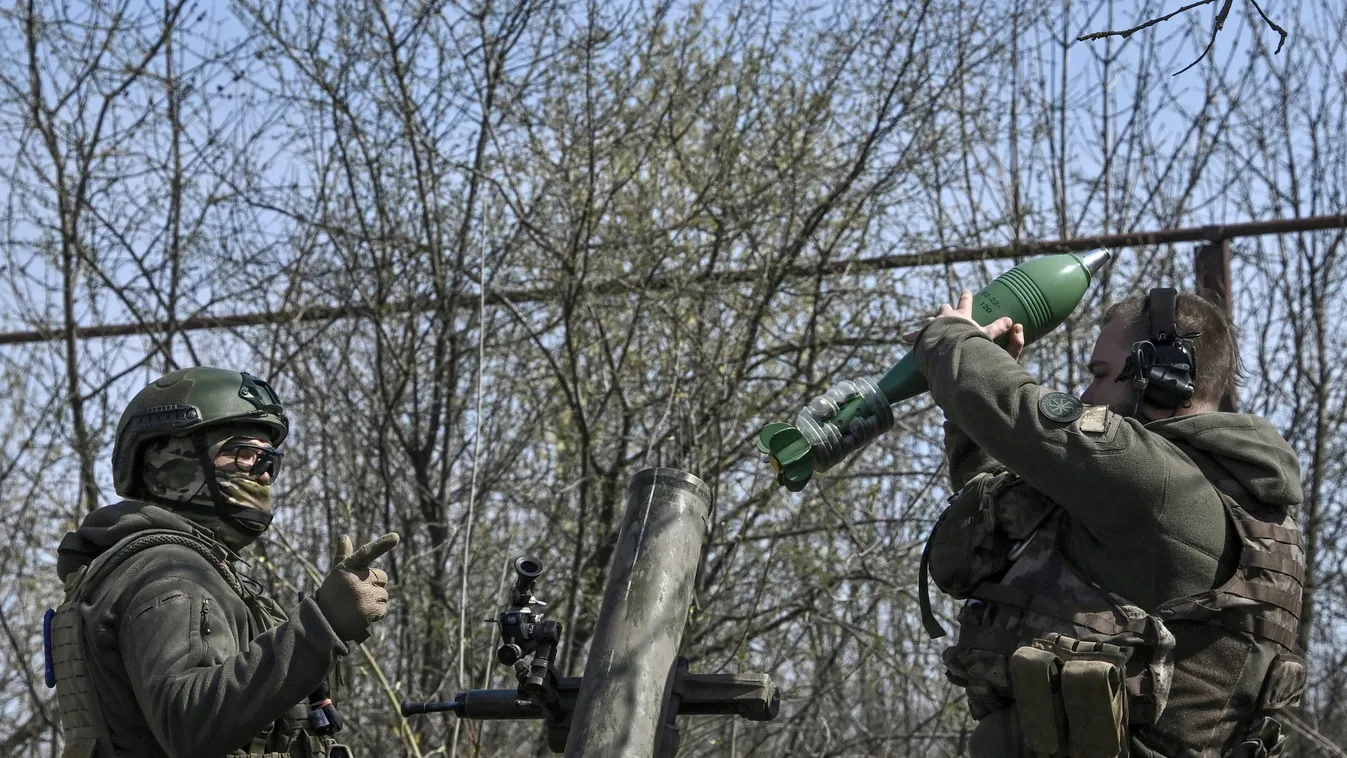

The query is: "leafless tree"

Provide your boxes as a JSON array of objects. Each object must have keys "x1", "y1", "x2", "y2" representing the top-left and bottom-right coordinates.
[{"x1": 1, "y1": 0, "x2": 1345, "y2": 756}]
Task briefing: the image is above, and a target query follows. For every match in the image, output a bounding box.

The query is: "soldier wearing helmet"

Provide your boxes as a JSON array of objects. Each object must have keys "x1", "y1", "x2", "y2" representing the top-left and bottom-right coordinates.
[{"x1": 48, "y1": 367, "x2": 400, "y2": 758}]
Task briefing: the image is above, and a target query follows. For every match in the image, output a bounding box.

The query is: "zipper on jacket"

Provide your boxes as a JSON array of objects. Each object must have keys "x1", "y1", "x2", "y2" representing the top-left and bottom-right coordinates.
[{"x1": 201, "y1": 598, "x2": 211, "y2": 636}]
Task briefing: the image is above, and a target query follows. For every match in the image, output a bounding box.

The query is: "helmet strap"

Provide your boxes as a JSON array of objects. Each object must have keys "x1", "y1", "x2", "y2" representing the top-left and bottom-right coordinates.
[{"x1": 191, "y1": 433, "x2": 273, "y2": 534}]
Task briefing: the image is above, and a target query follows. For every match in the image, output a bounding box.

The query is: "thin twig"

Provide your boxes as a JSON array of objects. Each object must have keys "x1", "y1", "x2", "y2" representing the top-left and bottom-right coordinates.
[
  {"x1": 1078, "y1": 0, "x2": 1289, "y2": 75},
  {"x1": 1076, "y1": 0, "x2": 1218, "y2": 42},
  {"x1": 450, "y1": 242, "x2": 488, "y2": 758},
  {"x1": 1172, "y1": 0, "x2": 1235, "y2": 76},
  {"x1": 1248, "y1": 0, "x2": 1288, "y2": 53}
]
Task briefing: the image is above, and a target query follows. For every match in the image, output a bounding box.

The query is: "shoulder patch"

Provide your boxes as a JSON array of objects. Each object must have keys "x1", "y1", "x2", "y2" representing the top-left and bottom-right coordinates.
[
  {"x1": 1079, "y1": 404, "x2": 1110, "y2": 433},
  {"x1": 1038, "y1": 392, "x2": 1083, "y2": 423}
]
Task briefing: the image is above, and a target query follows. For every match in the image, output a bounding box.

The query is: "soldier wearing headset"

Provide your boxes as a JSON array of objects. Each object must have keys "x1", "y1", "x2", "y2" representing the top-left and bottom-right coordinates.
[{"x1": 908, "y1": 288, "x2": 1307, "y2": 757}]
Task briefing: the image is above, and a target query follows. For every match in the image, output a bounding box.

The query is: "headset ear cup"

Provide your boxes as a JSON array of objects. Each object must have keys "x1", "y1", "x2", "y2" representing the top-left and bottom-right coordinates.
[
  {"x1": 1142, "y1": 364, "x2": 1166, "y2": 408},
  {"x1": 1181, "y1": 338, "x2": 1198, "y2": 407},
  {"x1": 1131, "y1": 288, "x2": 1200, "y2": 412},
  {"x1": 1141, "y1": 344, "x2": 1197, "y2": 410}
]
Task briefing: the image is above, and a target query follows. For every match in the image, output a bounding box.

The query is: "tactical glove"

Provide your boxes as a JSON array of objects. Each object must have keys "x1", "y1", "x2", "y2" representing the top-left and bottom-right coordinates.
[{"x1": 316, "y1": 532, "x2": 400, "y2": 643}]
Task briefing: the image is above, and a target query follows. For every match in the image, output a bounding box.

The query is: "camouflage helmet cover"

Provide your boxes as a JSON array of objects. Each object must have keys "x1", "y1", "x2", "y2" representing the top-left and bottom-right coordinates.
[{"x1": 113, "y1": 366, "x2": 288, "y2": 498}]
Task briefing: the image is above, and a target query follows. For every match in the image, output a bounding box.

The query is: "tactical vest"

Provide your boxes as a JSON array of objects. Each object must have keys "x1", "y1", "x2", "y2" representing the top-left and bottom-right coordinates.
[
  {"x1": 47, "y1": 527, "x2": 344, "y2": 758},
  {"x1": 925, "y1": 470, "x2": 1307, "y2": 758}
]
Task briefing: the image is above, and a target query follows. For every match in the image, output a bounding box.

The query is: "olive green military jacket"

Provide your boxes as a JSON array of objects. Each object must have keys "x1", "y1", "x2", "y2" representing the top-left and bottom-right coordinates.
[
  {"x1": 56, "y1": 502, "x2": 350, "y2": 757},
  {"x1": 914, "y1": 317, "x2": 1304, "y2": 756}
]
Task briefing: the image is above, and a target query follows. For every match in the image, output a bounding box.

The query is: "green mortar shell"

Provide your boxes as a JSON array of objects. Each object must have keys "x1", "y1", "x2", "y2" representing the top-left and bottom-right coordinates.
[
  {"x1": 759, "y1": 249, "x2": 1112, "y2": 491},
  {"x1": 876, "y1": 251, "x2": 1106, "y2": 403}
]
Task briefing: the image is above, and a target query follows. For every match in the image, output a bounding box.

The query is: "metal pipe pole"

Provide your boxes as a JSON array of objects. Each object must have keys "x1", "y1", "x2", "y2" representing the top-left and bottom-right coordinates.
[
  {"x1": 4, "y1": 214, "x2": 1345, "y2": 347},
  {"x1": 1194, "y1": 239, "x2": 1238, "y2": 412},
  {"x1": 564, "y1": 468, "x2": 711, "y2": 758}
]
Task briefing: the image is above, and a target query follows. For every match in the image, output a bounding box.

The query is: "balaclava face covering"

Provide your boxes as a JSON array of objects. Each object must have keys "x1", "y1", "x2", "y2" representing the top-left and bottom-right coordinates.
[{"x1": 141, "y1": 426, "x2": 275, "y2": 551}]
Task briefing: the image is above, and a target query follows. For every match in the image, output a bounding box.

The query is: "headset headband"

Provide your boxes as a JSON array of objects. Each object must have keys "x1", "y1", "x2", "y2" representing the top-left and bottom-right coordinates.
[{"x1": 1149, "y1": 287, "x2": 1179, "y2": 344}]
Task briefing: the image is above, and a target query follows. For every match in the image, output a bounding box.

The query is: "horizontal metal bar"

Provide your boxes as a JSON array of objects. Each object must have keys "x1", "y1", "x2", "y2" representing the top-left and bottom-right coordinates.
[{"x1": 3, "y1": 213, "x2": 1343, "y2": 346}]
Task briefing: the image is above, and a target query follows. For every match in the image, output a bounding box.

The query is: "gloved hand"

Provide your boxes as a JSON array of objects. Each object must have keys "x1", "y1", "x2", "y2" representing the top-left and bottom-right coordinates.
[{"x1": 316, "y1": 532, "x2": 400, "y2": 643}]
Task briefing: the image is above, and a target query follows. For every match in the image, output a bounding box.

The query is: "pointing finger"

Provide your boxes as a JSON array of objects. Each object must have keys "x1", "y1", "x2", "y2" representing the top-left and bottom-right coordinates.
[
  {"x1": 343, "y1": 532, "x2": 401, "y2": 570},
  {"x1": 336, "y1": 534, "x2": 355, "y2": 563}
]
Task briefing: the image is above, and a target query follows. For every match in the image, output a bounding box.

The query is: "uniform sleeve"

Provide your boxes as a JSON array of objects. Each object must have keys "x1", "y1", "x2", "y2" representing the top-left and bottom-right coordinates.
[
  {"x1": 914, "y1": 317, "x2": 1178, "y2": 535},
  {"x1": 115, "y1": 546, "x2": 347, "y2": 757},
  {"x1": 943, "y1": 420, "x2": 1002, "y2": 491}
]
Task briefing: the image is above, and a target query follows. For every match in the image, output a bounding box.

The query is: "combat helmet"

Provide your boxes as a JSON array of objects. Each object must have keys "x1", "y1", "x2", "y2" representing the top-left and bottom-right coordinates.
[{"x1": 113, "y1": 367, "x2": 288, "y2": 529}]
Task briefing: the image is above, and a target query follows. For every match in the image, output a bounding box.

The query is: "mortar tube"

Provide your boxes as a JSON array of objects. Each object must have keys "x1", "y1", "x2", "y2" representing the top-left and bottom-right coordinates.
[{"x1": 563, "y1": 468, "x2": 711, "y2": 758}]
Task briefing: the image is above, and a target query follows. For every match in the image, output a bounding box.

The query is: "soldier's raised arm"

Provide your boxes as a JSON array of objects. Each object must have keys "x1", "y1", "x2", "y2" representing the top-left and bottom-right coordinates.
[{"x1": 915, "y1": 313, "x2": 1198, "y2": 536}]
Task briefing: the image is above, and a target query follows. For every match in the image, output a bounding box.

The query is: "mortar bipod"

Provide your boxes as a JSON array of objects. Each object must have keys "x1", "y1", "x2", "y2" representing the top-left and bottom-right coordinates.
[
  {"x1": 399, "y1": 554, "x2": 779, "y2": 754},
  {"x1": 401, "y1": 659, "x2": 779, "y2": 754}
]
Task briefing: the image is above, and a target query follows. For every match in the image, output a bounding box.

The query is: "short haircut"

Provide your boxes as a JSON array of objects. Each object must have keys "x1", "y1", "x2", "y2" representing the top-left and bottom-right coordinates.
[{"x1": 1102, "y1": 290, "x2": 1243, "y2": 407}]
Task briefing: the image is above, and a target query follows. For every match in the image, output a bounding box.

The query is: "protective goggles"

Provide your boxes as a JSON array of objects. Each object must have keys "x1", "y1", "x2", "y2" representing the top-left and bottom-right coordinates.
[{"x1": 217, "y1": 442, "x2": 284, "y2": 480}]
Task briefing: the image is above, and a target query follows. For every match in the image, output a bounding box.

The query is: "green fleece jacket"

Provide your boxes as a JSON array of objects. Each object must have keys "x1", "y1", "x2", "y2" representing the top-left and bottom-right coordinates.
[
  {"x1": 915, "y1": 317, "x2": 1304, "y2": 756},
  {"x1": 55, "y1": 502, "x2": 348, "y2": 758}
]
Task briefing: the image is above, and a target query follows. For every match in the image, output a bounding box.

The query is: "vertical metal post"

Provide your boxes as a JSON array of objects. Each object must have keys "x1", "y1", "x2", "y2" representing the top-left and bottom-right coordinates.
[
  {"x1": 1194, "y1": 238, "x2": 1232, "y2": 312},
  {"x1": 564, "y1": 468, "x2": 711, "y2": 758},
  {"x1": 1194, "y1": 239, "x2": 1238, "y2": 412}
]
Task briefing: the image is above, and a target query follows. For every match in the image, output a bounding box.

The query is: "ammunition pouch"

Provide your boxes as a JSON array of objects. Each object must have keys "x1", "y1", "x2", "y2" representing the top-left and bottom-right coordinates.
[
  {"x1": 1224, "y1": 716, "x2": 1286, "y2": 758},
  {"x1": 921, "y1": 470, "x2": 1060, "y2": 638},
  {"x1": 237, "y1": 688, "x2": 345, "y2": 757},
  {"x1": 1009, "y1": 634, "x2": 1130, "y2": 758},
  {"x1": 1219, "y1": 654, "x2": 1306, "y2": 758},
  {"x1": 244, "y1": 750, "x2": 352, "y2": 758},
  {"x1": 927, "y1": 471, "x2": 1056, "y2": 598},
  {"x1": 302, "y1": 735, "x2": 353, "y2": 758},
  {"x1": 927, "y1": 473, "x2": 1012, "y2": 598},
  {"x1": 1256, "y1": 654, "x2": 1306, "y2": 712},
  {"x1": 1008, "y1": 646, "x2": 1067, "y2": 756},
  {"x1": 235, "y1": 730, "x2": 351, "y2": 757}
]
